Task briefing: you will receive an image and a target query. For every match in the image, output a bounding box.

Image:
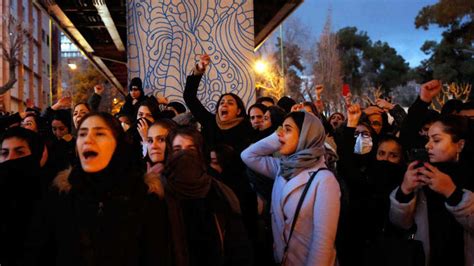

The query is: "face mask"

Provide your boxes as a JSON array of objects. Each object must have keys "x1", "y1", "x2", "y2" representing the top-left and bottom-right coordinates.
[{"x1": 354, "y1": 135, "x2": 373, "y2": 155}]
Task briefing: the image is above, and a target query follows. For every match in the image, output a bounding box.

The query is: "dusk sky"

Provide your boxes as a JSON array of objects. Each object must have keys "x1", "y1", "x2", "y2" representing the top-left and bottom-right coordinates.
[{"x1": 272, "y1": 0, "x2": 445, "y2": 68}]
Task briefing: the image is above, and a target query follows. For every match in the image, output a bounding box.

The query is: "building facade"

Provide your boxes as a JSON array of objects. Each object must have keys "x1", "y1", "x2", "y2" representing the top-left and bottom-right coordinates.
[{"x1": 0, "y1": 0, "x2": 58, "y2": 112}]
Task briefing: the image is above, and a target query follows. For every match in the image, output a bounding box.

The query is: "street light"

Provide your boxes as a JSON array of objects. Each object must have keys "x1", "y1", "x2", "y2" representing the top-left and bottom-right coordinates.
[
  {"x1": 68, "y1": 62, "x2": 77, "y2": 70},
  {"x1": 254, "y1": 60, "x2": 268, "y2": 74}
]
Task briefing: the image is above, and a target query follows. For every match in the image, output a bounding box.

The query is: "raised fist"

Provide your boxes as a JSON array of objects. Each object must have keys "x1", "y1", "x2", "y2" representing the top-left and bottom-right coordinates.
[
  {"x1": 420, "y1": 80, "x2": 442, "y2": 103},
  {"x1": 52, "y1": 96, "x2": 72, "y2": 110},
  {"x1": 347, "y1": 103, "x2": 361, "y2": 128},
  {"x1": 195, "y1": 54, "x2": 211, "y2": 74},
  {"x1": 94, "y1": 84, "x2": 105, "y2": 95}
]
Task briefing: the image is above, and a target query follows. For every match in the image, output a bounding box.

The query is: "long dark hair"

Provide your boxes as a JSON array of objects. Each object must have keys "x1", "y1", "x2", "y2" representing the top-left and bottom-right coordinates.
[
  {"x1": 76, "y1": 112, "x2": 136, "y2": 173},
  {"x1": 433, "y1": 115, "x2": 469, "y2": 143},
  {"x1": 216, "y1": 93, "x2": 246, "y2": 118},
  {"x1": 138, "y1": 99, "x2": 161, "y2": 121},
  {"x1": 433, "y1": 115, "x2": 471, "y2": 162},
  {"x1": 266, "y1": 105, "x2": 286, "y2": 131}
]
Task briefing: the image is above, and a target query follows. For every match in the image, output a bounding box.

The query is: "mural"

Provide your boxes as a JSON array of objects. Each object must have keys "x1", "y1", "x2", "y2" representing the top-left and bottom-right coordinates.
[{"x1": 128, "y1": 0, "x2": 255, "y2": 111}]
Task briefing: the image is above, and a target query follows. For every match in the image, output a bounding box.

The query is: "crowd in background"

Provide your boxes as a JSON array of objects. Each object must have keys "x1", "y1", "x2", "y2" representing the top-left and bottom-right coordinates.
[{"x1": 1, "y1": 54, "x2": 473, "y2": 266}]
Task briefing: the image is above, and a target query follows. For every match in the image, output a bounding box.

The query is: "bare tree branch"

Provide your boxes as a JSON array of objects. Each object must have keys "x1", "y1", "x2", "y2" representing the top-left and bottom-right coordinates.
[{"x1": 1, "y1": 14, "x2": 33, "y2": 95}]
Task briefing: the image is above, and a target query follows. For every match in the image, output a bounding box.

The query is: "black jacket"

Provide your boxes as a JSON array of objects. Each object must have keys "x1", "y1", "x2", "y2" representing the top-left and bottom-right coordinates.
[
  {"x1": 24, "y1": 167, "x2": 169, "y2": 266},
  {"x1": 183, "y1": 74, "x2": 253, "y2": 154},
  {"x1": 183, "y1": 74, "x2": 257, "y2": 240},
  {"x1": 0, "y1": 156, "x2": 43, "y2": 266}
]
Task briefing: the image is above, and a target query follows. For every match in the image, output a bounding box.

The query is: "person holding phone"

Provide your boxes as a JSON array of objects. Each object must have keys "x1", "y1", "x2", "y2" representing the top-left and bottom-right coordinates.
[{"x1": 390, "y1": 114, "x2": 474, "y2": 266}]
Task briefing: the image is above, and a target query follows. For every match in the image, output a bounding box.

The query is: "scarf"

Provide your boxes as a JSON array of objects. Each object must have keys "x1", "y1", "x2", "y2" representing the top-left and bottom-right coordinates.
[
  {"x1": 279, "y1": 112, "x2": 327, "y2": 179},
  {"x1": 163, "y1": 150, "x2": 214, "y2": 266},
  {"x1": 215, "y1": 115, "x2": 244, "y2": 130},
  {"x1": 163, "y1": 150, "x2": 212, "y2": 199}
]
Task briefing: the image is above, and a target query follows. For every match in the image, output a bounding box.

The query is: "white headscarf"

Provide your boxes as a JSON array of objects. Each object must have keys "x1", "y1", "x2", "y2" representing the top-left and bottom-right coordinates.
[{"x1": 279, "y1": 112, "x2": 326, "y2": 179}]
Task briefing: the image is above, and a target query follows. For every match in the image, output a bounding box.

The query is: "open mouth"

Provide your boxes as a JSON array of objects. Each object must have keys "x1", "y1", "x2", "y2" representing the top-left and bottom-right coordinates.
[
  {"x1": 83, "y1": 150, "x2": 98, "y2": 160},
  {"x1": 220, "y1": 110, "x2": 228, "y2": 117}
]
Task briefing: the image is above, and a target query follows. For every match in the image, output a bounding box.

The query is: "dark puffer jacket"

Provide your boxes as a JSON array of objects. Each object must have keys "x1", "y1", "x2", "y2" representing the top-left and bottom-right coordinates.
[{"x1": 23, "y1": 167, "x2": 169, "y2": 266}]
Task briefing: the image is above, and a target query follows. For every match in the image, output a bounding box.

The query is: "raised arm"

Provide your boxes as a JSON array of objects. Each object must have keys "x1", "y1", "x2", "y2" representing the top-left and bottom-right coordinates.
[
  {"x1": 87, "y1": 84, "x2": 104, "y2": 112},
  {"x1": 183, "y1": 54, "x2": 214, "y2": 125},
  {"x1": 399, "y1": 80, "x2": 441, "y2": 151},
  {"x1": 241, "y1": 133, "x2": 281, "y2": 179}
]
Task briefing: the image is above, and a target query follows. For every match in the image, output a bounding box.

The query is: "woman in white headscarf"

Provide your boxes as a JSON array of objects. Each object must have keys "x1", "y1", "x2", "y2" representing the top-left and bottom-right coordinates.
[{"x1": 241, "y1": 111, "x2": 340, "y2": 266}]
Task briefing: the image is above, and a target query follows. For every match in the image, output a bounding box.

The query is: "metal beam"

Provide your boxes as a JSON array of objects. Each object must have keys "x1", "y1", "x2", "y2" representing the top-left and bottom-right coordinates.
[
  {"x1": 93, "y1": 0, "x2": 125, "y2": 52},
  {"x1": 34, "y1": 0, "x2": 125, "y2": 91}
]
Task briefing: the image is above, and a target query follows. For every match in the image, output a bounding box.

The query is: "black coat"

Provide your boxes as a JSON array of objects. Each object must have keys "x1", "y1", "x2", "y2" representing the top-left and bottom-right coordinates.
[
  {"x1": 24, "y1": 167, "x2": 169, "y2": 266},
  {"x1": 183, "y1": 74, "x2": 253, "y2": 154},
  {"x1": 119, "y1": 94, "x2": 159, "y2": 123},
  {"x1": 183, "y1": 74, "x2": 257, "y2": 239},
  {"x1": 0, "y1": 156, "x2": 43, "y2": 266}
]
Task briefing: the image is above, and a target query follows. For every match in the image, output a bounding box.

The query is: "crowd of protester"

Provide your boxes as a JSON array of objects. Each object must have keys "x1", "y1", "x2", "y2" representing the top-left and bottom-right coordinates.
[{"x1": 1, "y1": 54, "x2": 473, "y2": 266}]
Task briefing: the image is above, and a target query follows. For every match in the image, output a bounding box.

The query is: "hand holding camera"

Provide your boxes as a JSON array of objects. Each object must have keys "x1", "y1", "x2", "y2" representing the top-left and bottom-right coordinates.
[
  {"x1": 417, "y1": 163, "x2": 457, "y2": 198},
  {"x1": 401, "y1": 161, "x2": 426, "y2": 194}
]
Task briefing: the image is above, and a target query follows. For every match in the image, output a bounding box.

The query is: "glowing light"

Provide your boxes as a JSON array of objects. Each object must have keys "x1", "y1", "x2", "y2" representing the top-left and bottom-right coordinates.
[{"x1": 254, "y1": 60, "x2": 268, "y2": 74}]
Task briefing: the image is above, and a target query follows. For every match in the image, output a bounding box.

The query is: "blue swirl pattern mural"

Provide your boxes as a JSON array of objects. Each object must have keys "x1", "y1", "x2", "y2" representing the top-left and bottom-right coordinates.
[{"x1": 128, "y1": 0, "x2": 255, "y2": 111}]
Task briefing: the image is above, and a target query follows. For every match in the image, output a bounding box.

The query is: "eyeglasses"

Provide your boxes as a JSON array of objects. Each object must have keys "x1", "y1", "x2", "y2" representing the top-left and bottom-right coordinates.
[
  {"x1": 130, "y1": 86, "x2": 140, "y2": 91},
  {"x1": 354, "y1": 131, "x2": 371, "y2": 138}
]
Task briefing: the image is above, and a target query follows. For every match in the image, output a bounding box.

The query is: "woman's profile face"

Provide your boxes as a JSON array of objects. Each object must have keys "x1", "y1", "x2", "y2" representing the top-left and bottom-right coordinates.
[
  {"x1": 21, "y1": 116, "x2": 38, "y2": 132},
  {"x1": 261, "y1": 111, "x2": 272, "y2": 131},
  {"x1": 425, "y1": 122, "x2": 464, "y2": 163},
  {"x1": 73, "y1": 104, "x2": 90, "y2": 129},
  {"x1": 218, "y1": 95, "x2": 241, "y2": 122},
  {"x1": 147, "y1": 125, "x2": 168, "y2": 163},
  {"x1": 77, "y1": 116, "x2": 117, "y2": 173},
  {"x1": 277, "y1": 117, "x2": 300, "y2": 155}
]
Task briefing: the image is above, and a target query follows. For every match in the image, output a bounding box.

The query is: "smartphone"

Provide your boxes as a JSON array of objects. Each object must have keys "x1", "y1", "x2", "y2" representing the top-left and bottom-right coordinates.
[
  {"x1": 408, "y1": 148, "x2": 429, "y2": 168},
  {"x1": 342, "y1": 84, "x2": 351, "y2": 97},
  {"x1": 138, "y1": 117, "x2": 152, "y2": 127}
]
